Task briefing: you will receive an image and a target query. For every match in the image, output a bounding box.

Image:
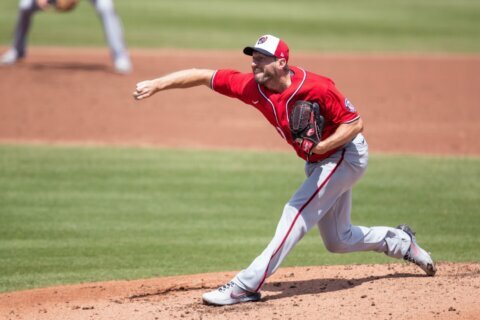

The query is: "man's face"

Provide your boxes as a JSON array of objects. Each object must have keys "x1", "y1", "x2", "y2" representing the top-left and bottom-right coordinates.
[{"x1": 251, "y1": 51, "x2": 278, "y2": 85}]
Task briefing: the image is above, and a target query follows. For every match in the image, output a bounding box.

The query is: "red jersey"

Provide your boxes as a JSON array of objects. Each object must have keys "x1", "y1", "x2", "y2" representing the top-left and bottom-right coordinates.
[{"x1": 211, "y1": 66, "x2": 360, "y2": 162}]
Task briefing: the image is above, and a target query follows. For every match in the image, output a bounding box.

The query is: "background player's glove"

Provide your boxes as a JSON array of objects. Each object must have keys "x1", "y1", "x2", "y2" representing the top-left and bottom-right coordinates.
[
  {"x1": 289, "y1": 100, "x2": 325, "y2": 155},
  {"x1": 47, "y1": 0, "x2": 80, "y2": 12}
]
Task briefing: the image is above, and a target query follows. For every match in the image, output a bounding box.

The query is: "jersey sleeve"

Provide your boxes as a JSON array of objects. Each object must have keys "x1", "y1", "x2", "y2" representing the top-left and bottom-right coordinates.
[
  {"x1": 211, "y1": 69, "x2": 255, "y2": 102},
  {"x1": 322, "y1": 82, "x2": 360, "y2": 124}
]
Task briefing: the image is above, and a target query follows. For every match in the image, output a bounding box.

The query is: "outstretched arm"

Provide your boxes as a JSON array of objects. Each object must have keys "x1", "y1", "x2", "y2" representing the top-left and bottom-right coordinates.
[{"x1": 133, "y1": 69, "x2": 215, "y2": 100}]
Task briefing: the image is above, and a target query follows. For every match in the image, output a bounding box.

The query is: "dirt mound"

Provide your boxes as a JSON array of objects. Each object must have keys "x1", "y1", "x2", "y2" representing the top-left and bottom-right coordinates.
[{"x1": 1, "y1": 263, "x2": 479, "y2": 320}]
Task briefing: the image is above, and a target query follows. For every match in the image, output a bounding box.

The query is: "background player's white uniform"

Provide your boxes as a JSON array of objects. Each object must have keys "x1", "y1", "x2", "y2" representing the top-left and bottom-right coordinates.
[{"x1": 1, "y1": 0, "x2": 131, "y2": 73}]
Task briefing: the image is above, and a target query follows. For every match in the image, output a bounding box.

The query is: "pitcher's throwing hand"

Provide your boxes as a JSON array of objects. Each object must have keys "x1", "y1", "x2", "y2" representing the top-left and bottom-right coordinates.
[{"x1": 133, "y1": 81, "x2": 158, "y2": 100}]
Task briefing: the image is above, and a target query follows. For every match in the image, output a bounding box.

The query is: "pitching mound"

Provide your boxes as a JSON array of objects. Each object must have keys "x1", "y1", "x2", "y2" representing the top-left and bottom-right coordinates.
[{"x1": 1, "y1": 263, "x2": 479, "y2": 320}]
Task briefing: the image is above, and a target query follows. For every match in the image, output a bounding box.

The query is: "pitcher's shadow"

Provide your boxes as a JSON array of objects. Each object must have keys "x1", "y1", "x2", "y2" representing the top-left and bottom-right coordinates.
[{"x1": 262, "y1": 272, "x2": 424, "y2": 301}]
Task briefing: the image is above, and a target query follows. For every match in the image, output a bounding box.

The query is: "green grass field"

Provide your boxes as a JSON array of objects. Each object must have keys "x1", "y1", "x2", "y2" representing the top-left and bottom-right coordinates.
[
  {"x1": 1, "y1": 144, "x2": 479, "y2": 293},
  {"x1": 1, "y1": 0, "x2": 479, "y2": 52}
]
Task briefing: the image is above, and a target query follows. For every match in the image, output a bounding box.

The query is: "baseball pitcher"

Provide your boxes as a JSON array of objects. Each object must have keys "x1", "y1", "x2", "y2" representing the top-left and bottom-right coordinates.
[{"x1": 133, "y1": 35, "x2": 436, "y2": 306}]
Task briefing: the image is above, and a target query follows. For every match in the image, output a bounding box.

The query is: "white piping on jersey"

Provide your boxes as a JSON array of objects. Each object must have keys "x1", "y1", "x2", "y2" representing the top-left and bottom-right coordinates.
[
  {"x1": 210, "y1": 70, "x2": 218, "y2": 90},
  {"x1": 256, "y1": 86, "x2": 282, "y2": 137},
  {"x1": 344, "y1": 115, "x2": 361, "y2": 124},
  {"x1": 285, "y1": 68, "x2": 307, "y2": 123},
  {"x1": 257, "y1": 68, "x2": 307, "y2": 140}
]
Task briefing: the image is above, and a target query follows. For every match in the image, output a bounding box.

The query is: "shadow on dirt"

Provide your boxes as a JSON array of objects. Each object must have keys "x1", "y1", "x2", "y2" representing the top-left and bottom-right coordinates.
[
  {"x1": 28, "y1": 62, "x2": 111, "y2": 73},
  {"x1": 262, "y1": 272, "x2": 424, "y2": 301}
]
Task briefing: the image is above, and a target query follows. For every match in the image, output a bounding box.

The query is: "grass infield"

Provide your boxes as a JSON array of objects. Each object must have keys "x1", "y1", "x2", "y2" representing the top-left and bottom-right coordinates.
[
  {"x1": 0, "y1": 144, "x2": 479, "y2": 293},
  {"x1": 0, "y1": 0, "x2": 479, "y2": 52}
]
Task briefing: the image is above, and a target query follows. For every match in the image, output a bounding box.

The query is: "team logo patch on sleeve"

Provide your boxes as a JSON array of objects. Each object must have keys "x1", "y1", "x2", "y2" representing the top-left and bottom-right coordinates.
[{"x1": 344, "y1": 98, "x2": 356, "y2": 112}]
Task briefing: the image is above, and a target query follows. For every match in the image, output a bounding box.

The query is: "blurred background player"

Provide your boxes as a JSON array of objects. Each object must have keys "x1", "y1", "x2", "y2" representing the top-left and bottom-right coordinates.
[{"x1": 1, "y1": 0, "x2": 132, "y2": 74}]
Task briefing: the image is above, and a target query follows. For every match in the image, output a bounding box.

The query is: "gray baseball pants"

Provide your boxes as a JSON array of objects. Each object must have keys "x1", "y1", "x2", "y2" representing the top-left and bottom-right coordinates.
[{"x1": 234, "y1": 133, "x2": 412, "y2": 292}]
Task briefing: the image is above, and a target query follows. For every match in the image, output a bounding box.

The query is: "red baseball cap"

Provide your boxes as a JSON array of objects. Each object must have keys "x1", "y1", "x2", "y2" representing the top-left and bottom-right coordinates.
[{"x1": 243, "y1": 34, "x2": 290, "y2": 62}]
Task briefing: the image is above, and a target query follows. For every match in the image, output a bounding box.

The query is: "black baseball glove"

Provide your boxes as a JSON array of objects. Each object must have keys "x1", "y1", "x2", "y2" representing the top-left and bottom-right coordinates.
[{"x1": 289, "y1": 100, "x2": 325, "y2": 155}]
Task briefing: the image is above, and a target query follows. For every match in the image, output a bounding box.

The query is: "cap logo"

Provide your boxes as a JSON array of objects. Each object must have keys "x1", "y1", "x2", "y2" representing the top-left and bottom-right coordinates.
[{"x1": 257, "y1": 36, "x2": 268, "y2": 45}]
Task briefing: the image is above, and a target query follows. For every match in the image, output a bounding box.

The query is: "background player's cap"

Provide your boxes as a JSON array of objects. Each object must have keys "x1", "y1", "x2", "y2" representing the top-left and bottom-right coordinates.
[{"x1": 243, "y1": 35, "x2": 289, "y2": 62}]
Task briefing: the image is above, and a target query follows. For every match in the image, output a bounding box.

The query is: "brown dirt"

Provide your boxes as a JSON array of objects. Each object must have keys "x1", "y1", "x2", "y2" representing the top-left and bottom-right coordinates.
[
  {"x1": 1, "y1": 263, "x2": 479, "y2": 320},
  {"x1": 0, "y1": 47, "x2": 479, "y2": 155},
  {"x1": 0, "y1": 47, "x2": 479, "y2": 319}
]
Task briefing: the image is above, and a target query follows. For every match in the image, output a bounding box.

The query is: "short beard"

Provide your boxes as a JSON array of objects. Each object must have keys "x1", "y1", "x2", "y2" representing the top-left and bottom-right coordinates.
[{"x1": 254, "y1": 69, "x2": 275, "y2": 85}]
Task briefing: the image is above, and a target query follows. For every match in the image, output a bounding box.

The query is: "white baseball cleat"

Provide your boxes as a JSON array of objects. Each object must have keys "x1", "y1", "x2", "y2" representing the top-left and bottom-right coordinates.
[
  {"x1": 1, "y1": 49, "x2": 21, "y2": 65},
  {"x1": 114, "y1": 56, "x2": 132, "y2": 74},
  {"x1": 202, "y1": 281, "x2": 261, "y2": 306},
  {"x1": 397, "y1": 224, "x2": 437, "y2": 276}
]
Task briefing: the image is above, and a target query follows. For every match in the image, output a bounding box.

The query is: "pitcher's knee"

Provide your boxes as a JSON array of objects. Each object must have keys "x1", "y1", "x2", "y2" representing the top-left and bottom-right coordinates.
[
  {"x1": 322, "y1": 229, "x2": 357, "y2": 253},
  {"x1": 323, "y1": 240, "x2": 351, "y2": 253}
]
